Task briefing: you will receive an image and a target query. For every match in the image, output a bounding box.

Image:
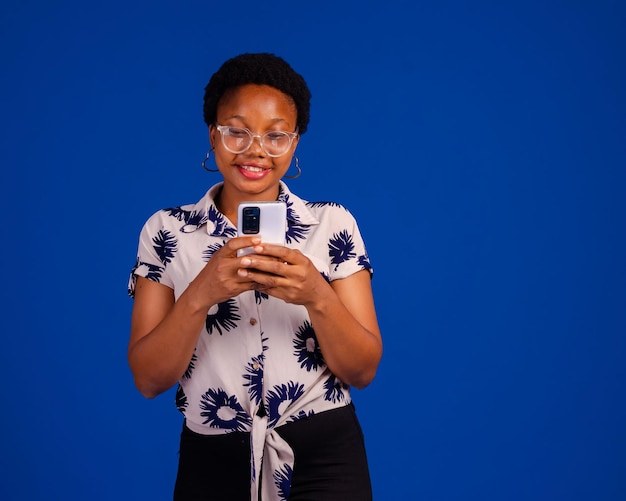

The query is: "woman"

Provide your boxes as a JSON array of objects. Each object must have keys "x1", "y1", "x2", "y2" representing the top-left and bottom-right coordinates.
[{"x1": 128, "y1": 53, "x2": 382, "y2": 501}]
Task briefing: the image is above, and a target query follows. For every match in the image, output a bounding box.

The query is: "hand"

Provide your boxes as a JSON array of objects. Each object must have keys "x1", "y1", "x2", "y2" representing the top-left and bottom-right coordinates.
[
  {"x1": 189, "y1": 236, "x2": 265, "y2": 308},
  {"x1": 236, "y1": 243, "x2": 330, "y2": 307}
]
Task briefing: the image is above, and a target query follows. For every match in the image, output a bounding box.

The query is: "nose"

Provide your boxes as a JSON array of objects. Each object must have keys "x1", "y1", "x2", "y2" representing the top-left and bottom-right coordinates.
[{"x1": 246, "y1": 134, "x2": 266, "y2": 155}]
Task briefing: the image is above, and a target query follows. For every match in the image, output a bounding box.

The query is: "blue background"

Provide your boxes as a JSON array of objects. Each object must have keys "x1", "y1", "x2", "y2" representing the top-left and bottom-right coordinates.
[{"x1": 2, "y1": 1, "x2": 625, "y2": 499}]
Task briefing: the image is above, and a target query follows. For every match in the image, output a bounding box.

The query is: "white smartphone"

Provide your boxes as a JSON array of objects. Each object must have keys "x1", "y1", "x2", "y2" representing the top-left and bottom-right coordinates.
[{"x1": 237, "y1": 201, "x2": 287, "y2": 257}]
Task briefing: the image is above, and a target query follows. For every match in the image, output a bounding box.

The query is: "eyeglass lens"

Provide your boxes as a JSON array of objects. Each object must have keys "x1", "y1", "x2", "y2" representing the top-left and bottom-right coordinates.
[{"x1": 220, "y1": 127, "x2": 294, "y2": 157}]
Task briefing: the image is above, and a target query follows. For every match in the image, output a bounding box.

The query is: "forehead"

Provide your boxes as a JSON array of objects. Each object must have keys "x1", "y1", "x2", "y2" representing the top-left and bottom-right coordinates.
[{"x1": 217, "y1": 84, "x2": 297, "y2": 125}]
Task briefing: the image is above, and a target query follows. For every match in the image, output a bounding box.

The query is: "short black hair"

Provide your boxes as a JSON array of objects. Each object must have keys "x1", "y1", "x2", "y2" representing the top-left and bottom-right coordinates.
[{"x1": 203, "y1": 53, "x2": 311, "y2": 134}]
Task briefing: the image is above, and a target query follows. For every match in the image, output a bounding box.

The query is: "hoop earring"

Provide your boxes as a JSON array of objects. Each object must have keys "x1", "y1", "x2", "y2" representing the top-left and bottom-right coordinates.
[
  {"x1": 284, "y1": 155, "x2": 302, "y2": 179},
  {"x1": 202, "y1": 148, "x2": 219, "y2": 172}
]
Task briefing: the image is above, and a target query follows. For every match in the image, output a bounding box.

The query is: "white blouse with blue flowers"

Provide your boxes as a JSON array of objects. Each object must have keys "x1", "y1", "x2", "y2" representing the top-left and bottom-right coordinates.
[{"x1": 128, "y1": 181, "x2": 372, "y2": 501}]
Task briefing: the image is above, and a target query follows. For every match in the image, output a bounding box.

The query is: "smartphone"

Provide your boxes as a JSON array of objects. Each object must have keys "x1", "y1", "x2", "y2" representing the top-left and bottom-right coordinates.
[{"x1": 237, "y1": 201, "x2": 287, "y2": 256}]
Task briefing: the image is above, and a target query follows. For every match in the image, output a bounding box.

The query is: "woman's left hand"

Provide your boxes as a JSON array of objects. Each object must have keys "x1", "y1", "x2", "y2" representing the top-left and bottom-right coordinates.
[
  {"x1": 236, "y1": 243, "x2": 327, "y2": 307},
  {"x1": 238, "y1": 243, "x2": 382, "y2": 389}
]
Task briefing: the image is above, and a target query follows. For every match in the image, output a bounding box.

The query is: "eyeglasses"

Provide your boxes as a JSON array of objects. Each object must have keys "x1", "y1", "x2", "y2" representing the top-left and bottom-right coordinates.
[{"x1": 215, "y1": 125, "x2": 298, "y2": 158}]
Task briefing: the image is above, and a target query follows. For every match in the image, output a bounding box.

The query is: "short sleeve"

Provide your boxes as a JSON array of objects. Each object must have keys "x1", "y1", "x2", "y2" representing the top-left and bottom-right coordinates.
[
  {"x1": 127, "y1": 211, "x2": 175, "y2": 297},
  {"x1": 327, "y1": 207, "x2": 373, "y2": 282}
]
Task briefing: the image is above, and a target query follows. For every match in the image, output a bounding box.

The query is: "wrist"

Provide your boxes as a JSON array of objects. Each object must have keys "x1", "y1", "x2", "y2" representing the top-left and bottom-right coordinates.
[{"x1": 303, "y1": 281, "x2": 335, "y2": 314}]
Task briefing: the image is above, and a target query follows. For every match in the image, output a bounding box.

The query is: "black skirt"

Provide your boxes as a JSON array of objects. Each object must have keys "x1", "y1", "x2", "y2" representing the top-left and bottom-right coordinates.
[{"x1": 173, "y1": 403, "x2": 372, "y2": 501}]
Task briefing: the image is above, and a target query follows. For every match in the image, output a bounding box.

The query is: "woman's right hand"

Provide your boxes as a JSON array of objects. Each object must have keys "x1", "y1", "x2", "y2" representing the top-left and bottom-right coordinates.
[{"x1": 187, "y1": 235, "x2": 263, "y2": 310}]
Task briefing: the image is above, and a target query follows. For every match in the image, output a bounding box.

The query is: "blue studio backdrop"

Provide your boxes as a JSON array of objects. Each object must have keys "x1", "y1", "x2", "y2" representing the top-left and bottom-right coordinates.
[{"x1": 1, "y1": 1, "x2": 625, "y2": 500}]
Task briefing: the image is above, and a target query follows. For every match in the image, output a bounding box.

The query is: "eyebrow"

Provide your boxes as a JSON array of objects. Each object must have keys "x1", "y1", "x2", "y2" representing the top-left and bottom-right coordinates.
[{"x1": 225, "y1": 115, "x2": 290, "y2": 126}]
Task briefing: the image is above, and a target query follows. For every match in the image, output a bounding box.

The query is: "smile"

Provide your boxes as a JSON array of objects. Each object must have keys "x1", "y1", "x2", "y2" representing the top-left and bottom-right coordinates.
[
  {"x1": 240, "y1": 165, "x2": 267, "y2": 173},
  {"x1": 238, "y1": 163, "x2": 271, "y2": 179}
]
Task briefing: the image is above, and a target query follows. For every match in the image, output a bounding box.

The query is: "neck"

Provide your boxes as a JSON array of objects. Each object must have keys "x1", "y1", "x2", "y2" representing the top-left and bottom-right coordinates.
[{"x1": 215, "y1": 184, "x2": 281, "y2": 223}]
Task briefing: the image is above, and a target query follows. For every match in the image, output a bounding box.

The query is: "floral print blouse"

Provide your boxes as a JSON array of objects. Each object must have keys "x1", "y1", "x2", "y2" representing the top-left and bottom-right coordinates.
[{"x1": 128, "y1": 181, "x2": 372, "y2": 500}]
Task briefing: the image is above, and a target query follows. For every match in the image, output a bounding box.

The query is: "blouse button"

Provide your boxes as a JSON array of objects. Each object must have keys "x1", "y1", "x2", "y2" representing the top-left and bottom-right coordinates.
[
  {"x1": 253, "y1": 361, "x2": 260, "y2": 370},
  {"x1": 249, "y1": 318, "x2": 257, "y2": 326}
]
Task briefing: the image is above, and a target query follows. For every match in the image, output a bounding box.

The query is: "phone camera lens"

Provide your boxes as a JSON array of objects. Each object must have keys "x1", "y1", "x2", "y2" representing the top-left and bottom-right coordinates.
[{"x1": 242, "y1": 207, "x2": 260, "y2": 234}]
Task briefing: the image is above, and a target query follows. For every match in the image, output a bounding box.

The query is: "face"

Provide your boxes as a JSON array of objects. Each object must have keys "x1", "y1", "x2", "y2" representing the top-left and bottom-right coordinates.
[{"x1": 209, "y1": 84, "x2": 299, "y2": 205}]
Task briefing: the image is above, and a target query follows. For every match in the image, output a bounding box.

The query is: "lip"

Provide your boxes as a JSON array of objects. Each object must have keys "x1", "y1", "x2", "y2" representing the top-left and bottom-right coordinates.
[{"x1": 237, "y1": 163, "x2": 272, "y2": 179}]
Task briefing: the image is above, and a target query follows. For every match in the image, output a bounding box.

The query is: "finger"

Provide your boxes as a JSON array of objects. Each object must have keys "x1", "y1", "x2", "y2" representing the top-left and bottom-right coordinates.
[
  {"x1": 240, "y1": 256, "x2": 289, "y2": 277},
  {"x1": 251, "y1": 244, "x2": 300, "y2": 264},
  {"x1": 226, "y1": 236, "x2": 262, "y2": 254},
  {"x1": 245, "y1": 269, "x2": 284, "y2": 289}
]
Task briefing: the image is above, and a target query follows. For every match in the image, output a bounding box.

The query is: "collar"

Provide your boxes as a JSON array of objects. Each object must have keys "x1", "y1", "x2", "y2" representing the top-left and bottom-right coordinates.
[{"x1": 175, "y1": 181, "x2": 320, "y2": 236}]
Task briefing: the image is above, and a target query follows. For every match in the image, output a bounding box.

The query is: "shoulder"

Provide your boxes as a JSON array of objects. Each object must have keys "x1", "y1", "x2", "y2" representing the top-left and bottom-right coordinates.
[
  {"x1": 304, "y1": 200, "x2": 359, "y2": 226},
  {"x1": 280, "y1": 182, "x2": 357, "y2": 226},
  {"x1": 140, "y1": 183, "x2": 223, "y2": 233},
  {"x1": 141, "y1": 202, "x2": 198, "y2": 231}
]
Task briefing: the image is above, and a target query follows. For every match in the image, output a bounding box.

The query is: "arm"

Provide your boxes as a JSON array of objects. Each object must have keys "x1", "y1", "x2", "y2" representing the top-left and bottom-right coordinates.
[
  {"x1": 238, "y1": 247, "x2": 382, "y2": 388},
  {"x1": 128, "y1": 277, "x2": 205, "y2": 398},
  {"x1": 309, "y1": 269, "x2": 382, "y2": 388},
  {"x1": 128, "y1": 236, "x2": 262, "y2": 398}
]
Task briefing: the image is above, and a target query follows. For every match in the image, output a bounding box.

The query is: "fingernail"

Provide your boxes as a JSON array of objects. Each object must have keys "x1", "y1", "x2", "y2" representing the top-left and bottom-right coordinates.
[{"x1": 241, "y1": 258, "x2": 251, "y2": 266}]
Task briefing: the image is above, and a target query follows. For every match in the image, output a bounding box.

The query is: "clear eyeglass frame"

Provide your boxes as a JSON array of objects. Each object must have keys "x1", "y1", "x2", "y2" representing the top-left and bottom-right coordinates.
[{"x1": 215, "y1": 125, "x2": 298, "y2": 158}]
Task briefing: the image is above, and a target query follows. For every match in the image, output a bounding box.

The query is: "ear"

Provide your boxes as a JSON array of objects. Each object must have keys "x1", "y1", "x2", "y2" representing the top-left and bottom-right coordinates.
[{"x1": 208, "y1": 125, "x2": 216, "y2": 150}]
